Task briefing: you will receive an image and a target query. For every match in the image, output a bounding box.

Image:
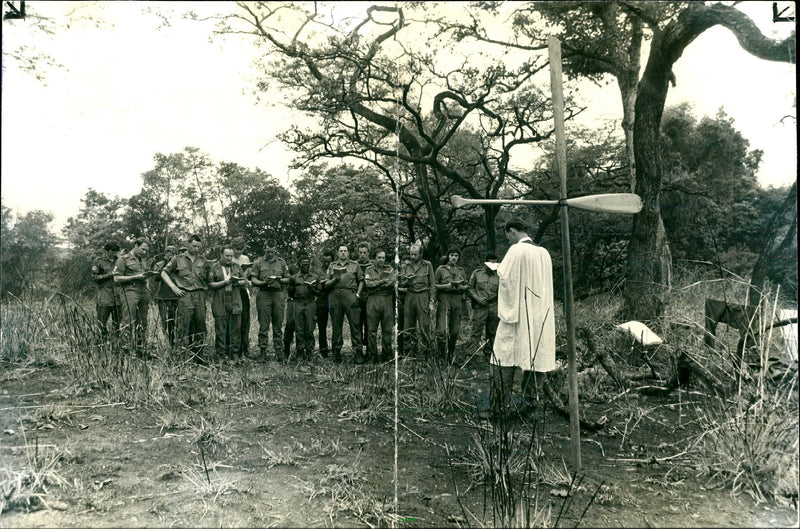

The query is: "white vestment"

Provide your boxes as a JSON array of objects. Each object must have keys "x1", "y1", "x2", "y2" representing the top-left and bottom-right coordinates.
[{"x1": 492, "y1": 237, "x2": 556, "y2": 372}]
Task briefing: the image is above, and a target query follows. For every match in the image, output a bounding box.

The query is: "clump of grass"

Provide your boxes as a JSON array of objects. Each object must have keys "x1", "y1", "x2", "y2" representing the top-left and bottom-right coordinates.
[
  {"x1": 0, "y1": 294, "x2": 64, "y2": 365},
  {"x1": 191, "y1": 415, "x2": 232, "y2": 461},
  {"x1": 692, "y1": 287, "x2": 799, "y2": 501},
  {"x1": 318, "y1": 459, "x2": 399, "y2": 527},
  {"x1": 0, "y1": 428, "x2": 69, "y2": 514}
]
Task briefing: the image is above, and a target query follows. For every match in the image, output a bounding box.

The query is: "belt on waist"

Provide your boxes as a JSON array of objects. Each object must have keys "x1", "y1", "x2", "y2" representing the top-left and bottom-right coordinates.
[
  {"x1": 260, "y1": 287, "x2": 282, "y2": 292},
  {"x1": 409, "y1": 289, "x2": 429, "y2": 294},
  {"x1": 332, "y1": 287, "x2": 356, "y2": 291}
]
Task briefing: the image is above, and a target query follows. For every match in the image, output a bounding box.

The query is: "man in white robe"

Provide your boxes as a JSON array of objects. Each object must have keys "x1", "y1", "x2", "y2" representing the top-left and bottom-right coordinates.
[{"x1": 491, "y1": 218, "x2": 556, "y2": 420}]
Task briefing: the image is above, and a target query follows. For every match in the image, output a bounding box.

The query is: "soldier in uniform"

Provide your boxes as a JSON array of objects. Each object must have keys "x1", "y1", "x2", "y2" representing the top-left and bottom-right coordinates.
[
  {"x1": 160, "y1": 234, "x2": 211, "y2": 359},
  {"x1": 467, "y1": 252, "x2": 500, "y2": 357},
  {"x1": 315, "y1": 250, "x2": 334, "y2": 358},
  {"x1": 397, "y1": 258, "x2": 411, "y2": 357},
  {"x1": 325, "y1": 244, "x2": 364, "y2": 363},
  {"x1": 152, "y1": 245, "x2": 178, "y2": 346},
  {"x1": 249, "y1": 240, "x2": 290, "y2": 360},
  {"x1": 364, "y1": 249, "x2": 396, "y2": 362},
  {"x1": 355, "y1": 242, "x2": 372, "y2": 356},
  {"x1": 288, "y1": 254, "x2": 321, "y2": 360},
  {"x1": 231, "y1": 237, "x2": 252, "y2": 356},
  {"x1": 113, "y1": 238, "x2": 156, "y2": 353},
  {"x1": 399, "y1": 244, "x2": 436, "y2": 357},
  {"x1": 92, "y1": 242, "x2": 122, "y2": 339},
  {"x1": 435, "y1": 248, "x2": 469, "y2": 362},
  {"x1": 208, "y1": 247, "x2": 246, "y2": 361},
  {"x1": 282, "y1": 260, "x2": 300, "y2": 359}
]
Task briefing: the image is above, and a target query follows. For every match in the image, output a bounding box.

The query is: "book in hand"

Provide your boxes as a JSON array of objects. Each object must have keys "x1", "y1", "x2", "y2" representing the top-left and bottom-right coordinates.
[
  {"x1": 484, "y1": 261, "x2": 500, "y2": 272},
  {"x1": 143, "y1": 270, "x2": 159, "y2": 278},
  {"x1": 303, "y1": 279, "x2": 318, "y2": 287},
  {"x1": 331, "y1": 267, "x2": 346, "y2": 278}
]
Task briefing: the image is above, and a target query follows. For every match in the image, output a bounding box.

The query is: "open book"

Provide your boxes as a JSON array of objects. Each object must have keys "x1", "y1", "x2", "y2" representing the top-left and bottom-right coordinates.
[{"x1": 484, "y1": 261, "x2": 500, "y2": 272}]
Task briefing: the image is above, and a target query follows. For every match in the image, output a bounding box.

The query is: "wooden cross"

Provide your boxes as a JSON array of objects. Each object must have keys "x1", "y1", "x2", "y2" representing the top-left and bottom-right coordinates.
[{"x1": 451, "y1": 37, "x2": 643, "y2": 470}]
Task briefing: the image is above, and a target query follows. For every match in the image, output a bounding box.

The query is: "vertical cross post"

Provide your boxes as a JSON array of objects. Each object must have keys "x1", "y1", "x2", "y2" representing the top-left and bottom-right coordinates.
[{"x1": 549, "y1": 35, "x2": 581, "y2": 470}]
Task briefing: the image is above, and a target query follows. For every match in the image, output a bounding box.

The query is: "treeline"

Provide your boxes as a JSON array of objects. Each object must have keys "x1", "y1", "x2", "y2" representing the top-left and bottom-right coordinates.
[{"x1": 1, "y1": 105, "x2": 793, "y2": 302}]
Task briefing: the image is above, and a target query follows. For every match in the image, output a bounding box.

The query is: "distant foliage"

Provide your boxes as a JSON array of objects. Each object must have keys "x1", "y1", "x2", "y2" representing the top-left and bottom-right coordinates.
[{"x1": 1, "y1": 205, "x2": 59, "y2": 297}]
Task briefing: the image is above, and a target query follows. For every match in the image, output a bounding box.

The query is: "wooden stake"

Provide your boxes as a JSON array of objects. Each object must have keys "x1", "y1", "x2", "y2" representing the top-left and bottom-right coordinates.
[{"x1": 549, "y1": 35, "x2": 581, "y2": 470}]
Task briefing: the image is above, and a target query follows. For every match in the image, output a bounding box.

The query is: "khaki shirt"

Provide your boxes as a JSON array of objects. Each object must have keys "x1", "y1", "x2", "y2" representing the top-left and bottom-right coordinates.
[
  {"x1": 468, "y1": 267, "x2": 499, "y2": 305},
  {"x1": 251, "y1": 256, "x2": 289, "y2": 290},
  {"x1": 164, "y1": 254, "x2": 210, "y2": 291},
  {"x1": 92, "y1": 256, "x2": 122, "y2": 306},
  {"x1": 364, "y1": 264, "x2": 395, "y2": 296},
  {"x1": 327, "y1": 260, "x2": 362, "y2": 290},
  {"x1": 113, "y1": 253, "x2": 151, "y2": 293},
  {"x1": 401, "y1": 259, "x2": 435, "y2": 297},
  {"x1": 435, "y1": 264, "x2": 467, "y2": 295},
  {"x1": 290, "y1": 270, "x2": 321, "y2": 301},
  {"x1": 208, "y1": 262, "x2": 244, "y2": 315}
]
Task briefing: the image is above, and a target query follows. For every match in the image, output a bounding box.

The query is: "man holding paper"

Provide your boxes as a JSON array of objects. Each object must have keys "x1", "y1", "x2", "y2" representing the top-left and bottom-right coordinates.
[
  {"x1": 491, "y1": 218, "x2": 556, "y2": 421},
  {"x1": 208, "y1": 246, "x2": 247, "y2": 361}
]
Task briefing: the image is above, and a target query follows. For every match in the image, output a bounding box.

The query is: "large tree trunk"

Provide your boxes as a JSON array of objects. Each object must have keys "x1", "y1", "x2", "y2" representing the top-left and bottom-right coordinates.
[
  {"x1": 748, "y1": 181, "x2": 798, "y2": 302},
  {"x1": 617, "y1": 17, "x2": 642, "y2": 194},
  {"x1": 414, "y1": 162, "x2": 450, "y2": 257},
  {"x1": 623, "y1": 3, "x2": 795, "y2": 322}
]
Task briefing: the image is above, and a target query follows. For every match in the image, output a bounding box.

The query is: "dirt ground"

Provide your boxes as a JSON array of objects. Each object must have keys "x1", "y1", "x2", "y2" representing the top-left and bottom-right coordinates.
[{"x1": 2, "y1": 344, "x2": 798, "y2": 528}]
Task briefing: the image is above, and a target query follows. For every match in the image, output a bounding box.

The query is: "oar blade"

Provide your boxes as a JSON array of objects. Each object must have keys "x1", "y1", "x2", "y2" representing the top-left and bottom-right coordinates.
[
  {"x1": 568, "y1": 193, "x2": 642, "y2": 214},
  {"x1": 450, "y1": 195, "x2": 469, "y2": 208}
]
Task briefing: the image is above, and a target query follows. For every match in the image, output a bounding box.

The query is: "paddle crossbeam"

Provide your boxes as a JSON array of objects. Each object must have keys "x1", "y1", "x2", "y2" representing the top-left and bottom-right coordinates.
[{"x1": 450, "y1": 193, "x2": 643, "y2": 215}]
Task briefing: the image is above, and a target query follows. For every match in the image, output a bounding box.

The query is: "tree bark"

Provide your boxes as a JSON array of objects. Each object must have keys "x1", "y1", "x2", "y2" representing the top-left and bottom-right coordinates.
[{"x1": 624, "y1": 3, "x2": 795, "y2": 322}]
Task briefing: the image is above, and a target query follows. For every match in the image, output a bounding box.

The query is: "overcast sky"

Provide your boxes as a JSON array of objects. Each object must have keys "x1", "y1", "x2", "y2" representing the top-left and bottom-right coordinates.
[{"x1": 1, "y1": 1, "x2": 796, "y2": 233}]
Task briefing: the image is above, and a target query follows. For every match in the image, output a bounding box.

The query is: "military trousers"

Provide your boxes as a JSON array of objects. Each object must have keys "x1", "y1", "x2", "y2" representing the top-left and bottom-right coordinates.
[
  {"x1": 121, "y1": 288, "x2": 149, "y2": 352},
  {"x1": 97, "y1": 303, "x2": 120, "y2": 339},
  {"x1": 316, "y1": 298, "x2": 330, "y2": 356},
  {"x1": 213, "y1": 311, "x2": 241, "y2": 358},
  {"x1": 157, "y1": 298, "x2": 178, "y2": 346},
  {"x1": 283, "y1": 298, "x2": 295, "y2": 358},
  {"x1": 256, "y1": 289, "x2": 286, "y2": 358},
  {"x1": 366, "y1": 293, "x2": 393, "y2": 360},
  {"x1": 175, "y1": 290, "x2": 207, "y2": 354},
  {"x1": 329, "y1": 288, "x2": 361, "y2": 358},
  {"x1": 470, "y1": 302, "x2": 498, "y2": 356},
  {"x1": 292, "y1": 298, "x2": 317, "y2": 358},
  {"x1": 403, "y1": 291, "x2": 431, "y2": 356},
  {"x1": 239, "y1": 288, "x2": 251, "y2": 355},
  {"x1": 436, "y1": 293, "x2": 464, "y2": 361}
]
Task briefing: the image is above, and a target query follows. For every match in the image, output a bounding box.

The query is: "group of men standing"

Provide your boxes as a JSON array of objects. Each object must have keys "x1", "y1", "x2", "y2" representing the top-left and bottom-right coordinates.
[
  {"x1": 92, "y1": 237, "x2": 503, "y2": 365},
  {"x1": 93, "y1": 217, "x2": 557, "y2": 422}
]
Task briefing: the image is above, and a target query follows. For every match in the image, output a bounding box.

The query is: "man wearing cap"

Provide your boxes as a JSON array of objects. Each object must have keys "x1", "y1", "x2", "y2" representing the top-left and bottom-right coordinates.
[
  {"x1": 491, "y1": 218, "x2": 556, "y2": 422},
  {"x1": 435, "y1": 248, "x2": 468, "y2": 362},
  {"x1": 325, "y1": 244, "x2": 364, "y2": 363},
  {"x1": 113, "y1": 238, "x2": 156, "y2": 353},
  {"x1": 160, "y1": 234, "x2": 211, "y2": 358},
  {"x1": 468, "y1": 252, "x2": 500, "y2": 357},
  {"x1": 364, "y1": 249, "x2": 396, "y2": 362},
  {"x1": 250, "y1": 240, "x2": 290, "y2": 360},
  {"x1": 208, "y1": 246, "x2": 246, "y2": 361},
  {"x1": 231, "y1": 237, "x2": 253, "y2": 356},
  {"x1": 92, "y1": 242, "x2": 123, "y2": 339},
  {"x1": 399, "y1": 244, "x2": 435, "y2": 357}
]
